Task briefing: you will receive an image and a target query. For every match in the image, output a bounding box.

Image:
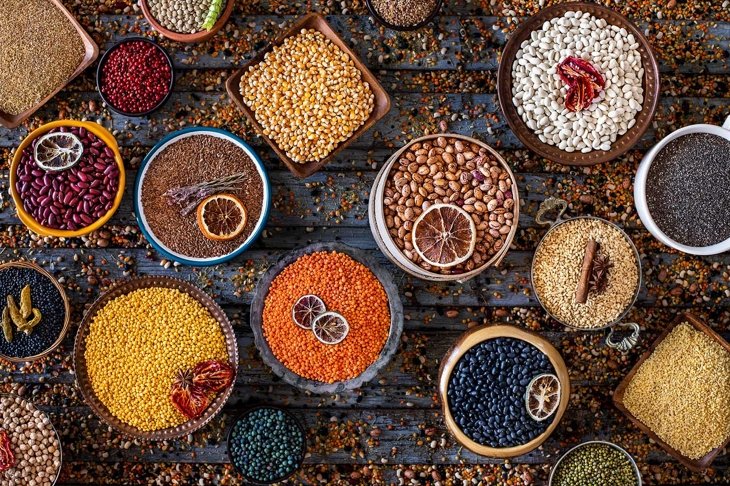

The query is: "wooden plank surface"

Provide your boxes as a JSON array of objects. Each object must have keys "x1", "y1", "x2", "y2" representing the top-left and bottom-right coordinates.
[{"x1": 1, "y1": 0, "x2": 729, "y2": 484}]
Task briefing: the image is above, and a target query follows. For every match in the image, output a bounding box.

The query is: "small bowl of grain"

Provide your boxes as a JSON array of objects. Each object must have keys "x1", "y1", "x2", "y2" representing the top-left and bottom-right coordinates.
[
  {"x1": 530, "y1": 197, "x2": 642, "y2": 351},
  {"x1": 139, "y1": 0, "x2": 235, "y2": 43},
  {"x1": 365, "y1": 0, "x2": 444, "y2": 31}
]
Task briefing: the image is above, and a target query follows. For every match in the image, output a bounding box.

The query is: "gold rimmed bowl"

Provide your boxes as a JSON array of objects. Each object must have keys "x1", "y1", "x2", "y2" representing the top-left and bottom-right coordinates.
[{"x1": 438, "y1": 324, "x2": 570, "y2": 458}]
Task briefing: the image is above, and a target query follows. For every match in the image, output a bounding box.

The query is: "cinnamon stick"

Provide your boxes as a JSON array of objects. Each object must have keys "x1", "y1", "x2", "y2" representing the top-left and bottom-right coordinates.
[{"x1": 575, "y1": 238, "x2": 598, "y2": 304}]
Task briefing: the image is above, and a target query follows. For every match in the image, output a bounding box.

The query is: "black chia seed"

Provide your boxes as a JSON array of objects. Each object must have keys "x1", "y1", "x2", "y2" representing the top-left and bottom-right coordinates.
[
  {"x1": 0, "y1": 266, "x2": 66, "y2": 359},
  {"x1": 447, "y1": 337, "x2": 556, "y2": 448},
  {"x1": 646, "y1": 133, "x2": 730, "y2": 247}
]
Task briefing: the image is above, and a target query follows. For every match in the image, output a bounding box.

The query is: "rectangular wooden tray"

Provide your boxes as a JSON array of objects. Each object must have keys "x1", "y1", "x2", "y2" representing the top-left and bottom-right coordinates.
[
  {"x1": 0, "y1": 0, "x2": 99, "y2": 129},
  {"x1": 226, "y1": 13, "x2": 391, "y2": 179},
  {"x1": 613, "y1": 312, "x2": 730, "y2": 472}
]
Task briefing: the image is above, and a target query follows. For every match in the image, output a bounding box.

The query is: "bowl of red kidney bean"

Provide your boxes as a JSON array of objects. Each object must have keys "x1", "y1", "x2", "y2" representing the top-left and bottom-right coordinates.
[
  {"x1": 10, "y1": 120, "x2": 126, "y2": 237},
  {"x1": 96, "y1": 37, "x2": 174, "y2": 117}
]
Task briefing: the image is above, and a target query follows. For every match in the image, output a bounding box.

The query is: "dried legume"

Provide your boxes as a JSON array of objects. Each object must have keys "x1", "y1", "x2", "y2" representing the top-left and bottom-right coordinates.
[
  {"x1": 229, "y1": 407, "x2": 305, "y2": 483},
  {"x1": 370, "y1": 0, "x2": 439, "y2": 27},
  {"x1": 148, "y1": 0, "x2": 212, "y2": 34},
  {"x1": 84, "y1": 287, "x2": 227, "y2": 431},
  {"x1": 383, "y1": 136, "x2": 516, "y2": 274},
  {"x1": 447, "y1": 338, "x2": 557, "y2": 448},
  {"x1": 262, "y1": 251, "x2": 391, "y2": 383},
  {"x1": 552, "y1": 442, "x2": 639, "y2": 486},
  {"x1": 0, "y1": 395, "x2": 62, "y2": 486},
  {"x1": 532, "y1": 218, "x2": 639, "y2": 329},
  {"x1": 240, "y1": 29, "x2": 375, "y2": 164},
  {"x1": 100, "y1": 40, "x2": 172, "y2": 115},
  {"x1": 140, "y1": 134, "x2": 264, "y2": 260},
  {"x1": 0, "y1": 0, "x2": 85, "y2": 115},
  {"x1": 16, "y1": 126, "x2": 120, "y2": 231},
  {"x1": 623, "y1": 322, "x2": 730, "y2": 459},
  {"x1": 0, "y1": 265, "x2": 66, "y2": 360}
]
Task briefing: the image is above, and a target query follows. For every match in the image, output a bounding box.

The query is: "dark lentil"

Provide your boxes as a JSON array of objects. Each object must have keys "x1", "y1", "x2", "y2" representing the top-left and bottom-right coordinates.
[
  {"x1": 228, "y1": 407, "x2": 305, "y2": 483},
  {"x1": 0, "y1": 266, "x2": 65, "y2": 359},
  {"x1": 646, "y1": 133, "x2": 730, "y2": 247},
  {"x1": 140, "y1": 134, "x2": 264, "y2": 259},
  {"x1": 16, "y1": 126, "x2": 120, "y2": 231},
  {"x1": 447, "y1": 337, "x2": 556, "y2": 448},
  {"x1": 551, "y1": 442, "x2": 639, "y2": 486}
]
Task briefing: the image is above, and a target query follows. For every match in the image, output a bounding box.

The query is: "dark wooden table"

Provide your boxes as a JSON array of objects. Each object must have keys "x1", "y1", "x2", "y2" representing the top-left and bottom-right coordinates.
[{"x1": 1, "y1": 0, "x2": 729, "y2": 484}]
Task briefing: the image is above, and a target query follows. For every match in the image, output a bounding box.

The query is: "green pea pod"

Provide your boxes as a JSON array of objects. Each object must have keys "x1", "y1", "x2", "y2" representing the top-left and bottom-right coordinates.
[
  {"x1": 1, "y1": 307, "x2": 12, "y2": 343},
  {"x1": 202, "y1": 0, "x2": 224, "y2": 31}
]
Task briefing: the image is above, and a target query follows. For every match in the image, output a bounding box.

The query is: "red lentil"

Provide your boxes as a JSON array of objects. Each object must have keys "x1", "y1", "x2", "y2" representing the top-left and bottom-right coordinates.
[{"x1": 262, "y1": 251, "x2": 391, "y2": 383}]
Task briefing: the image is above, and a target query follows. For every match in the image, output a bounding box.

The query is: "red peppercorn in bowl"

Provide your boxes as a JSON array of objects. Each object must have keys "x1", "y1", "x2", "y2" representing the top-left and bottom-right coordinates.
[{"x1": 96, "y1": 38, "x2": 174, "y2": 117}]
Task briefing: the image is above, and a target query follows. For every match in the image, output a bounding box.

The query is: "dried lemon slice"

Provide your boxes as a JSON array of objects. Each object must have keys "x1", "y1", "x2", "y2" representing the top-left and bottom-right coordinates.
[
  {"x1": 34, "y1": 132, "x2": 83, "y2": 172},
  {"x1": 196, "y1": 193, "x2": 247, "y2": 241},
  {"x1": 311, "y1": 311, "x2": 349, "y2": 345},
  {"x1": 292, "y1": 294, "x2": 326, "y2": 329},
  {"x1": 412, "y1": 203, "x2": 476, "y2": 268},
  {"x1": 525, "y1": 373, "x2": 561, "y2": 422}
]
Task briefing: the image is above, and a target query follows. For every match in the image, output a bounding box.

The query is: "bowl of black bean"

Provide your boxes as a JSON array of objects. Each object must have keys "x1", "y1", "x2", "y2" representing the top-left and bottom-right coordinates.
[{"x1": 438, "y1": 324, "x2": 570, "y2": 458}]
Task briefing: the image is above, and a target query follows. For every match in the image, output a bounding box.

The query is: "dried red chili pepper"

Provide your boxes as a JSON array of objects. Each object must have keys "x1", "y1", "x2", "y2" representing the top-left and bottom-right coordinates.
[
  {"x1": 0, "y1": 429, "x2": 15, "y2": 472},
  {"x1": 170, "y1": 369, "x2": 211, "y2": 420},
  {"x1": 192, "y1": 360, "x2": 235, "y2": 393},
  {"x1": 558, "y1": 57, "x2": 604, "y2": 112}
]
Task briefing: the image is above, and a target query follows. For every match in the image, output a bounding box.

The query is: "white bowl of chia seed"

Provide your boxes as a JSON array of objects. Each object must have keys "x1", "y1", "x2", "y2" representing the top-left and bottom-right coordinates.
[{"x1": 634, "y1": 115, "x2": 730, "y2": 255}]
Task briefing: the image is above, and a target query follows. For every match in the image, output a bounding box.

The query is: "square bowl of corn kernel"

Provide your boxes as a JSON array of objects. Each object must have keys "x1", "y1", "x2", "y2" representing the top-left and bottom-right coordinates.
[{"x1": 226, "y1": 13, "x2": 391, "y2": 179}]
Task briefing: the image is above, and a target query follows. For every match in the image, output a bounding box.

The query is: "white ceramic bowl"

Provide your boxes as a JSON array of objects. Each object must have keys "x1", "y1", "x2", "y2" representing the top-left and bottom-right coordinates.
[{"x1": 634, "y1": 115, "x2": 730, "y2": 255}]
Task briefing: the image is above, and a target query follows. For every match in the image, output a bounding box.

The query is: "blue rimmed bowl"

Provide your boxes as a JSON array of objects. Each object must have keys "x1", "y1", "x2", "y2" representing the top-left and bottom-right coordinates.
[{"x1": 134, "y1": 127, "x2": 271, "y2": 266}]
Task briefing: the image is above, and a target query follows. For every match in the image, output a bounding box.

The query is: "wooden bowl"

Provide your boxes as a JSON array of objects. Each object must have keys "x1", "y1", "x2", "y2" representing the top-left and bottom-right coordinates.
[
  {"x1": 226, "y1": 13, "x2": 391, "y2": 179},
  {"x1": 496, "y1": 2, "x2": 660, "y2": 166},
  {"x1": 249, "y1": 242, "x2": 404, "y2": 394},
  {"x1": 613, "y1": 312, "x2": 730, "y2": 471},
  {"x1": 73, "y1": 276, "x2": 239, "y2": 440},
  {"x1": 9, "y1": 120, "x2": 126, "y2": 238},
  {"x1": 0, "y1": 0, "x2": 98, "y2": 129},
  {"x1": 438, "y1": 324, "x2": 570, "y2": 458},
  {"x1": 0, "y1": 261, "x2": 70, "y2": 363},
  {"x1": 365, "y1": 0, "x2": 444, "y2": 31},
  {"x1": 139, "y1": 0, "x2": 235, "y2": 43}
]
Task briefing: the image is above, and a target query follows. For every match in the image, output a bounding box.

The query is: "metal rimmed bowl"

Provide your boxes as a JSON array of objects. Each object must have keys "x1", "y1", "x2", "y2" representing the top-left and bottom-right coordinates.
[
  {"x1": 96, "y1": 37, "x2": 174, "y2": 117},
  {"x1": 226, "y1": 405, "x2": 307, "y2": 484},
  {"x1": 134, "y1": 127, "x2": 271, "y2": 267},
  {"x1": 0, "y1": 261, "x2": 70, "y2": 363},
  {"x1": 9, "y1": 120, "x2": 126, "y2": 238},
  {"x1": 497, "y1": 2, "x2": 660, "y2": 166},
  {"x1": 549, "y1": 440, "x2": 642, "y2": 485},
  {"x1": 365, "y1": 0, "x2": 443, "y2": 31},
  {"x1": 531, "y1": 197, "x2": 642, "y2": 351},
  {"x1": 438, "y1": 324, "x2": 570, "y2": 458},
  {"x1": 250, "y1": 242, "x2": 404, "y2": 394},
  {"x1": 369, "y1": 133, "x2": 520, "y2": 283},
  {"x1": 0, "y1": 393, "x2": 63, "y2": 485},
  {"x1": 73, "y1": 275, "x2": 239, "y2": 440},
  {"x1": 139, "y1": 0, "x2": 235, "y2": 43}
]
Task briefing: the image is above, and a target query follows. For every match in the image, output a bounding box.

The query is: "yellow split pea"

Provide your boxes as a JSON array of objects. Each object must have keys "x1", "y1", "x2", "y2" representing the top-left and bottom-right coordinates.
[{"x1": 85, "y1": 287, "x2": 227, "y2": 431}]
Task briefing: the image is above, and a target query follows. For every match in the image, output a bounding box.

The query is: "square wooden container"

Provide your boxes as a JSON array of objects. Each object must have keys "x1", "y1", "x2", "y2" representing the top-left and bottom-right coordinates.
[
  {"x1": 613, "y1": 312, "x2": 730, "y2": 471},
  {"x1": 226, "y1": 13, "x2": 391, "y2": 179},
  {"x1": 0, "y1": 0, "x2": 99, "y2": 128}
]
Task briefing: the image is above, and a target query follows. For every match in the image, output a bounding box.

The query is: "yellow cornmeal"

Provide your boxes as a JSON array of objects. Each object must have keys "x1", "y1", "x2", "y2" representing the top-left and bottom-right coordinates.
[{"x1": 84, "y1": 288, "x2": 227, "y2": 431}]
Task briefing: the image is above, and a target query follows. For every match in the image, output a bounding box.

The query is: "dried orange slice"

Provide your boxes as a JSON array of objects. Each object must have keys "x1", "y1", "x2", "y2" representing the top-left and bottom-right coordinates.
[
  {"x1": 292, "y1": 294, "x2": 326, "y2": 329},
  {"x1": 412, "y1": 203, "x2": 476, "y2": 268},
  {"x1": 196, "y1": 194, "x2": 247, "y2": 241},
  {"x1": 525, "y1": 373, "x2": 561, "y2": 422},
  {"x1": 311, "y1": 311, "x2": 349, "y2": 345},
  {"x1": 34, "y1": 132, "x2": 83, "y2": 172}
]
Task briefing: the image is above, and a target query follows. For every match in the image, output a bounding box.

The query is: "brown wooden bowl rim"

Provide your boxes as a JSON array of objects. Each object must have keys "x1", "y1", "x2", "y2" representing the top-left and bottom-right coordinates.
[
  {"x1": 437, "y1": 324, "x2": 570, "y2": 458},
  {"x1": 139, "y1": 0, "x2": 235, "y2": 43},
  {"x1": 496, "y1": 2, "x2": 661, "y2": 166},
  {"x1": 72, "y1": 275, "x2": 239, "y2": 440},
  {"x1": 0, "y1": 261, "x2": 71, "y2": 363}
]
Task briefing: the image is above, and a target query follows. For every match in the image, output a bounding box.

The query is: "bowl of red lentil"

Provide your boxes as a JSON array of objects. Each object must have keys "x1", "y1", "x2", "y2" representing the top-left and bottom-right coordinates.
[
  {"x1": 96, "y1": 37, "x2": 174, "y2": 117},
  {"x1": 134, "y1": 127, "x2": 271, "y2": 266},
  {"x1": 250, "y1": 243, "x2": 404, "y2": 394},
  {"x1": 10, "y1": 120, "x2": 126, "y2": 238},
  {"x1": 73, "y1": 275, "x2": 239, "y2": 440}
]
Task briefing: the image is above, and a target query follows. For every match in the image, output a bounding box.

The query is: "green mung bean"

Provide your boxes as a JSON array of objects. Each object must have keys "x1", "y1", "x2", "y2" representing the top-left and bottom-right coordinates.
[{"x1": 552, "y1": 443, "x2": 638, "y2": 486}]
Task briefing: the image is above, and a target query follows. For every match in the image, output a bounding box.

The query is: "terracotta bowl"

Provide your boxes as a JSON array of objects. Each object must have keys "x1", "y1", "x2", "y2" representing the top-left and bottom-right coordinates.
[
  {"x1": 73, "y1": 276, "x2": 238, "y2": 440},
  {"x1": 497, "y1": 2, "x2": 660, "y2": 166},
  {"x1": 438, "y1": 324, "x2": 570, "y2": 458},
  {"x1": 140, "y1": 0, "x2": 235, "y2": 43}
]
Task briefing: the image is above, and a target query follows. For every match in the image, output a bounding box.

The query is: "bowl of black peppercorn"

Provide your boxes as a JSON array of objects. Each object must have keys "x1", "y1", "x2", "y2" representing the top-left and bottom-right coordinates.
[
  {"x1": 0, "y1": 261, "x2": 70, "y2": 362},
  {"x1": 438, "y1": 324, "x2": 570, "y2": 458}
]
